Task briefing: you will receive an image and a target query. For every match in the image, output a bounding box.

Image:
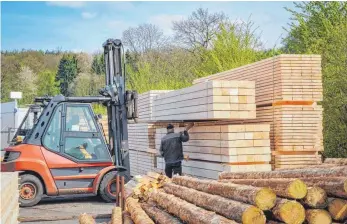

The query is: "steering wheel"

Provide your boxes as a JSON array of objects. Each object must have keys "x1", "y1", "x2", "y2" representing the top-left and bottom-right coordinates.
[{"x1": 93, "y1": 144, "x2": 105, "y2": 159}]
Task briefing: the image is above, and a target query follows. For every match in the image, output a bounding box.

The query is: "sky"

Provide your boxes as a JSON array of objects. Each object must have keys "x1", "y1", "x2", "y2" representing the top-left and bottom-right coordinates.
[{"x1": 1, "y1": 1, "x2": 295, "y2": 53}]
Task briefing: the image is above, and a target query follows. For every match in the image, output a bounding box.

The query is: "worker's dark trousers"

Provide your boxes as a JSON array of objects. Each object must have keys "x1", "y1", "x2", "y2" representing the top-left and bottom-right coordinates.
[{"x1": 165, "y1": 161, "x2": 182, "y2": 178}]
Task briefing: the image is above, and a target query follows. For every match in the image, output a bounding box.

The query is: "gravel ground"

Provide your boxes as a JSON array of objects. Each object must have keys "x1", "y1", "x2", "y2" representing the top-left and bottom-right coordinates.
[{"x1": 19, "y1": 194, "x2": 115, "y2": 224}]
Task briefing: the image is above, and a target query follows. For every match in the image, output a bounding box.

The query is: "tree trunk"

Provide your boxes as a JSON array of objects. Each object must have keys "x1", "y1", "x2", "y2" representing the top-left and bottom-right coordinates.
[
  {"x1": 299, "y1": 177, "x2": 347, "y2": 199},
  {"x1": 306, "y1": 209, "x2": 332, "y2": 224},
  {"x1": 272, "y1": 199, "x2": 305, "y2": 224},
  {"x1": 327, "y1": 198, "x2": 347, "y2": 221},
  {"x1": 324, "y1": 158, "x2": 347, "y2": 165},
  {"x1": 163, "y1": 183, "x2": 265, "y2": 224},
  {"x1": 141, "y1": 202, "x2": 183, "y2": 224},
  {"x1": 111, "y1": 207, "x2": 122, "y2": 224},
  {"x1": 302, "y1": 187, "x2": 328, "y2": 208},
  {"x1": 219, "y1": 178, "x2": 307, "y2": 199},
  {"x1": 172, "y1": 175, "x2": 276, "y2": 210},
  {"x1": 219, "y1": 166, "x2": 347, "y2": 180},
  {"x1": 78, "y1": 213, "x2": 95, "y2": 224},
  {"x1": 126, "y1": 197, "x2": 154, "y2": 224},
  {"x1": 149, "y1": 190, "x2": 238, "y2": 224}
]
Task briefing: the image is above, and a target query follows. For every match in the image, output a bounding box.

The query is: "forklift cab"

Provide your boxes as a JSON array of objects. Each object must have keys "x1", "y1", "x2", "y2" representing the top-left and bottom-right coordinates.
[{"x1": 1, "y1": 39, "x2": 137, "y2": 207}]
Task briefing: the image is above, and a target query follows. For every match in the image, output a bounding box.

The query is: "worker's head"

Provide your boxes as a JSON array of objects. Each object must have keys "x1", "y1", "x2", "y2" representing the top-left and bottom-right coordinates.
[{"x1": 167, "y1": 124, "x2": 174, "y2": 133}]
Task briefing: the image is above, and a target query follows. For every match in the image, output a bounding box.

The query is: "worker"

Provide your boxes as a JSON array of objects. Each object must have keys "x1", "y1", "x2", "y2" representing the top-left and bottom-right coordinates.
[{"x1": 159, "y1": 123, "x2": 194, "y2": 178}]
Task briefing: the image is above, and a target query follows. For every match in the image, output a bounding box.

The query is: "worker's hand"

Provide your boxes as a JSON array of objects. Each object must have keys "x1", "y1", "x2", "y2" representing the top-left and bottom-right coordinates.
[
  {"x1": 185, "y1": 123, "x2": 194, "y2": 131},
  {"x1": 184, "y1": 155, "x2": 189, "y2": 161}
]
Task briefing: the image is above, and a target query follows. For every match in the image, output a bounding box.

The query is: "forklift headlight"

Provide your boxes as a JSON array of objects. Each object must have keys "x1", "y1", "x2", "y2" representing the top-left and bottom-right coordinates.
[{"x1": 4, "y1": 151, "x2": 21, "y2": 162}]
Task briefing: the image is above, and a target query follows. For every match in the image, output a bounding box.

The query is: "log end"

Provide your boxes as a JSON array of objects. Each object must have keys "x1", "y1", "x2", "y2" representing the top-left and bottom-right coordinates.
[
  {"x1": 79, "y1": 213, "x2": 95, "y2": 224},
  {"x1": 277, "y1": 200, "x2": 305, "y2": 224},
  {"x1": 255, "y1": 187, "x2": 277, "y2": 210},
  {"x1": 288, "y1": 179, "x2": 307, "y2": 199},
  {"x1": 304, "y1": 187, "x2": 328, "y2": 209},
  {"x1": 306, "y1": 209, "x2": 332, "y2": 224},
  {"x1": 344, "y1": 180, "x2": 347, "y2": 193},
  {"x1": 328, "y1": 198, "x2": 347, "y2": 221},
  {"x1": 242, "y1": 206, "x2": 266, "y2": 224}
]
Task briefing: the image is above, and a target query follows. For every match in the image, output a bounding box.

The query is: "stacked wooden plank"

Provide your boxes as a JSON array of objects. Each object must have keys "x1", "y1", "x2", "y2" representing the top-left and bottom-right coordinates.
[
  {"x1": 152, "y1": 80, "x2": 256, "y2": 120},
  {"x1": 193, "y1": 54, "x2": 323, "y2": 104},
  {"x1": 129, "y1": 150, "x2": 157, "y2": 176},
  {"x1": 128, "y1": 123, "x2": 157, "y2": 151},
  {"x1": 193, "y1": 54, "x2": 323, "y2": 169},
  {"x1": 138, "y1": 90, "x2": 172, "y2": 121},
  {"x1": 155, "y1": 123, "x2": 272, "y2": 178},
  {"x1": 1, "y1": 172, "x2": 19, "y2": 224}
]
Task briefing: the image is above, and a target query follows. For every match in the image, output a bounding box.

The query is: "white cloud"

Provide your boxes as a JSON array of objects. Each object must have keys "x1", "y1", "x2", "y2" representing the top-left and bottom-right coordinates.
[
  {"x1": 46, "y1": 1, "x2": 85, "y2": 8},
  {"x1": 81, "y1": 12, "x2": 97, "y2": 19},
  {"x1": 148, "y1": 14, "x2": 185, "y2": 35}
]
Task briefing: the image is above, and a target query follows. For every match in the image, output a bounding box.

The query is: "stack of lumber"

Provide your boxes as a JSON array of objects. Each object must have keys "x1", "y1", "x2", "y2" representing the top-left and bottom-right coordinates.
[
  {"x1": 138, "y1": 90, "x2": 172, "y2": 121},
  {"x1": 129, "y1": 150, "x2": 157, "y2": 176},
  {"x1": 193, "y1": 54, "x2": 323, "y2": 169},
  {"x1": 1, "y1": 172, "x2": 19, "y2": 224},
  {"x1": 128, "y1": 123, "x2": 157, "y2": 151},
  {"x1": 153, "y1": 80, "x2": 256, "y2": 120},
  {"x1": 155, "y1": 123, "x2": 272, "y2": 179}
]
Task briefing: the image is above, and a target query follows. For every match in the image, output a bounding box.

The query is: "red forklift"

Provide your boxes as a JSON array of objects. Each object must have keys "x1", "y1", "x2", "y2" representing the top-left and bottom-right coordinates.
[{"x1": 1, "y1": 39, "x2": 138, "y2": 207}]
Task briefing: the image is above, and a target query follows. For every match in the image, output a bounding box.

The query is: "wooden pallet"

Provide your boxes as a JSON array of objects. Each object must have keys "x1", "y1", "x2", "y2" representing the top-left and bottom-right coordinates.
[{"x1": 152, "y1": 80, "x2": 256, "y2": 120}]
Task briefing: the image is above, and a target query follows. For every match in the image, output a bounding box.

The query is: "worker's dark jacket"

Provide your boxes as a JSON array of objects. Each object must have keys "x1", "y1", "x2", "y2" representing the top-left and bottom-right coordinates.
[{"x1": 159, "y1": 131, "x2": 189, "y2": 164}]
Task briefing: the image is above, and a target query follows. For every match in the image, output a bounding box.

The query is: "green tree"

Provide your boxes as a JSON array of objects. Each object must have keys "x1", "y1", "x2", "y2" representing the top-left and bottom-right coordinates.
[
  {"x1": 91, "y1": 54, "x2": 105, "y2": 76},
  {"x1": 283, "y1": 2, "x2": 347, "y2": 157},
  {"x1": 17, "y1": 66, "x2": 38, "y2": 105},
  {"x1": 194, "y1": 20, "x2": 267, "y2": 77},
  {"x1": 37, "y1": 70, "x2": 60, "y2": 96},
  {"x1": 56, "y1": 54, "x2": 79, "y2": 96}
]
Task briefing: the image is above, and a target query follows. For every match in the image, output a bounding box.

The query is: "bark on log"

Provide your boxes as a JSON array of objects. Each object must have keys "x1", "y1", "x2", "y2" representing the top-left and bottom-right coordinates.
[
  {"x1": 302, "y1": 187, "x2": 328, "y2": 208},
  {"x1": 305, "y1": 209, "x2": 332, "y2": 224},
  {"x1": 123, "y1": 211, "x2": 135, "y2": 224},
  {"x1": 300, "y1": 177, "x2": 347, "y2": 199},
  {"x1": 79, "y1": 213, "x2": 95, "y2": 224},
  {"x1": 126, "y1": 197, "x2": 154, "y2": 224},
  {"x1": 219, "y1": 166, "x2": 347, "y2": 180},
  {"x1": 172, "y1": 175, "x2": 276, "y2": 210},
  {"x1": 111, "y1": 207, "x2": 122, "y2": 224},
  {"x1": 266, "y1": 221, "x2": 284, "y2": 224},
  {"x1": 163, "y1": 182, "x2": 265, "y2": 224},
  {"x1": 141, "y1": 202, "x2": 183, "y2": 224},
  {"x1": 219, "y1": 178, "x2": 307, "y2": 199},
  {"x1": 272, "y1": 199, "x2": 305, "y2": 224},
  {"x1": 328, "y1": 198, "x2": 347, "y2": 221},
  {"x1": 149, "y1": 190, "x2": 238, "y2": 224},
  {"x1": 324, "y1": 158, "x2": 347, "y2": 165}
]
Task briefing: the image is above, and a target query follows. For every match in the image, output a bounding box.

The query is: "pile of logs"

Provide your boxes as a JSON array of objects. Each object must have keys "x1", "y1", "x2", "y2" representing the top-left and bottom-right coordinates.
[{"x1": 124, "y1": 164, "x2": 346, "y2": 224}]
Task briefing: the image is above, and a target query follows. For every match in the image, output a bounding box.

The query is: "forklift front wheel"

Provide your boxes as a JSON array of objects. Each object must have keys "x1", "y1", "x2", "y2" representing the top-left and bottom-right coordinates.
[
  {"x1": 99, "y1": 171, "x2": 118, "y2": 203},
  {"x1": 19, "y1": 174, "x2": 43, "y2": 207}
]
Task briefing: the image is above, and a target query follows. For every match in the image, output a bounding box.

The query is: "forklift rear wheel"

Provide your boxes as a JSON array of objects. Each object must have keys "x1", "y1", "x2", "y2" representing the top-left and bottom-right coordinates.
[
  {"x1": 99, "y1": 171, "x2": 118, "y2": 203},
  {"x1": 19, "y1": 174, "x2": 43, "y2": 207}
]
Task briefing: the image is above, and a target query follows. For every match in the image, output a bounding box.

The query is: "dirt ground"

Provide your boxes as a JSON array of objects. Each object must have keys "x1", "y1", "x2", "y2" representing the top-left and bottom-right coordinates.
[{"x1": 19, "y1": 195, "x2": 115, "y2": 224}]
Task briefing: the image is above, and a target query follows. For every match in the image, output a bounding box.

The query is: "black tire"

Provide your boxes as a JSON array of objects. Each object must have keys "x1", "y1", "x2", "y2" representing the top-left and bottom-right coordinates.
[
  {"x1": 19, "y1": 174, "x2": 43, "y2": 207},
  {"x1": 99, "y1": 171, "x2": 118, "y2": 203}
]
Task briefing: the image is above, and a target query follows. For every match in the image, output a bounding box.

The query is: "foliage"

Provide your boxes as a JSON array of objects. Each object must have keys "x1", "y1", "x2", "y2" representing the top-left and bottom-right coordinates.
[
  {"x1": 56, "y1": 54, "x2": 79, "y2": 96},
  {"x1": 36, "y1": 70, "x2": 60, "y2": 97},
  {"x1": 283, "y1": 2, "x2": 347, "y2": 157},
  {"x1": 126, "y1": 48, "x2": 199, "y2": 93},
  {"x1": 194, "y1": 20, "x2": 268, "y2": 77},
  {"x1": 17, "y1": 66, "x2": 38, "y2": 105},
  {"x1": 91, "y1": 53, "x2": 105, "y2": 76}
]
